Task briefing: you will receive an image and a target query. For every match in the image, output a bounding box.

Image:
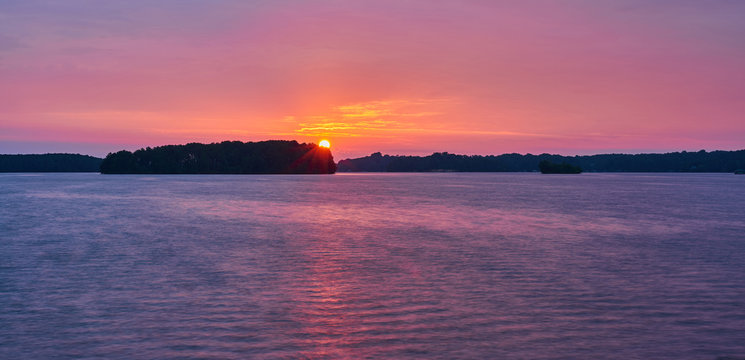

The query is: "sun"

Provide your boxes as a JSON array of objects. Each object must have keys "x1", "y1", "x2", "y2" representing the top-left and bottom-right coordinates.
[{"x1": 319, "y1": 140, "x2": 331, "y2": 148}]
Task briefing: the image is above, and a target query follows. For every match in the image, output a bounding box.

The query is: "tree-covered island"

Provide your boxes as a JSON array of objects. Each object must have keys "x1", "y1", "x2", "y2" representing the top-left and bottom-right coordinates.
[{"x1": 100, "y1": 140, "x2": 336, "y2": 174}]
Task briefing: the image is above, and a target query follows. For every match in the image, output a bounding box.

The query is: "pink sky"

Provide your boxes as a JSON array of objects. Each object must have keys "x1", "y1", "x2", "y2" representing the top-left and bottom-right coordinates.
[{"x1": 1, "y1": 0, "x2": 744, "y2": 159}]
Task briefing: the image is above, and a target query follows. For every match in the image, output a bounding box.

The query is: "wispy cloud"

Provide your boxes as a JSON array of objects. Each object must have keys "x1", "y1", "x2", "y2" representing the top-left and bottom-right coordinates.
[
  {"x1": 292, "y1": 97, "x2": 550, "y2": 139},
  {"x1": 293, "y1": 98, "x2": 455, "y2": 137},
  {"x1": 333, "y1": 99, "x2": 450, "y2": 119}
]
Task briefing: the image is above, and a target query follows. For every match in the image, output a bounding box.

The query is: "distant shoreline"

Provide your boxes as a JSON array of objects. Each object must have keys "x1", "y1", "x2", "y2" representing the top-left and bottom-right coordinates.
[
  {"x1": 337, "y1": 150, "x2": 745, "y2": 173},
  {"x1": 0, "y1": 154, "x2": 102, "y2": 172},
  {"x1": 3, "y1": 147, "x2": 745, "y2": 173}
]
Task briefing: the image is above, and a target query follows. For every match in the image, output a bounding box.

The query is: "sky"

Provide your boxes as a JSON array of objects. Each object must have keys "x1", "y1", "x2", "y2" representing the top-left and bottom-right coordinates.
[{"x1": 1, "y1": 0, "x2": 744, "y2": 159}]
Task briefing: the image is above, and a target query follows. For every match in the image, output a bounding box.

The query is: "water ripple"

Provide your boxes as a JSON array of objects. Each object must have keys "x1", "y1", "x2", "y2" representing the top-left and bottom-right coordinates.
[{"x1": 1, "y1": 173, "x2": 744, "y2": 359}]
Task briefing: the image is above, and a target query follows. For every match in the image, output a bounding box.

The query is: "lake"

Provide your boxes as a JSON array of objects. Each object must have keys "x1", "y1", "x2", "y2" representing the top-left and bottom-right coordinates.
[{"x1": 1, "y1": 173, "x2": 744, "y2": 359}]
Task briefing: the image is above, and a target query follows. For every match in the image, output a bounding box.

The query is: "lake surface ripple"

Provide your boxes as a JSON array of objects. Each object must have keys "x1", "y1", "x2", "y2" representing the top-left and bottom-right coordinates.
[{"x1": 1, "y1": 173, "x2": 744, "y2": 359}]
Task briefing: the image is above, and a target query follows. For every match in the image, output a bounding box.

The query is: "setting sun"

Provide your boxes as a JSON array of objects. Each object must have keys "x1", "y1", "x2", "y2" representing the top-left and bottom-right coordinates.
[{"x1": 319, "y1": 140, "x2": 331, "y2": 148}]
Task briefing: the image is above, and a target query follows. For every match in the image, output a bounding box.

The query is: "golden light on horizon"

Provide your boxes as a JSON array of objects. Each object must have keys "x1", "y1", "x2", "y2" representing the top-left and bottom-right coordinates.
[{"x1": 319, "y1": 140, "x2": 331, "y2": 148}]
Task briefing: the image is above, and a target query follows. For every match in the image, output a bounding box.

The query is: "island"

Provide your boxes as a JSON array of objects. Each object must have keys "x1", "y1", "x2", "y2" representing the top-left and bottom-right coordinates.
[{"x1": 99, "y1": 140, "x2": 336, "y2": 174}]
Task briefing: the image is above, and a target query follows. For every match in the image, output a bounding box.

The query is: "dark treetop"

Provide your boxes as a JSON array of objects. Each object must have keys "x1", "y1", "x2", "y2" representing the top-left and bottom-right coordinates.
[
  {"x1": 100, "y1": 140, "x2": 336, "y2": 174},
  {"x1": 0, "y1": 154, "x2": 103, "y2": 172},
  {"x1": 539, "y1": 160, "x2": 582, "y2": 174},
  {"x1": 337, "y1": 149, "x2": 745, "y2": 173}
]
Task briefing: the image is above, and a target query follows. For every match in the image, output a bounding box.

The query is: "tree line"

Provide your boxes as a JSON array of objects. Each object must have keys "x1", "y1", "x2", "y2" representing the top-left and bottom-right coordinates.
[
  {"x1": 99, "y1": 140, "x2": 336, "y2": 174},
  {"x1": 337, "y1": 150, "x2": 745, "y2": 173},
  {"x1": 5, "y1": 147, "x2": 744, "y2": 174},
  {"x1": 0, "y1": 154, "x2": 102, "y2": 172}
]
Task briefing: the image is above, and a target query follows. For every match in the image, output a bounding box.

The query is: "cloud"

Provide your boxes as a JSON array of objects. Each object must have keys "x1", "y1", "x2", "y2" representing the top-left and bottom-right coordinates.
[
  {"x1": 292, "y1": 97, "x2": 550, "y2": 139},
  {"x1": 293, "y1": 98, "x2": 454, "y2": 137},
  {"x1": 333, "y1": 99, "x2": 450, "y2": 119}
]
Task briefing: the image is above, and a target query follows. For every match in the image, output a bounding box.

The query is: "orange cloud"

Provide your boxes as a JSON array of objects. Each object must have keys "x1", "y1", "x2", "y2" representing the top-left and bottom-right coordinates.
[
  {"x1": 290, "y1": 97, "x2": 552, "y2": 141},
  {"x1": 292, "y1": 98, "x2": 455, "y2": 137}
]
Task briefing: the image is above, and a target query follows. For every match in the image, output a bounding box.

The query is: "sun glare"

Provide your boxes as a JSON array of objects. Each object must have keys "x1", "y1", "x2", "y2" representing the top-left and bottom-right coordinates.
[{"x1": 319, "y1": 140, "x2": 331, "y2": 148}]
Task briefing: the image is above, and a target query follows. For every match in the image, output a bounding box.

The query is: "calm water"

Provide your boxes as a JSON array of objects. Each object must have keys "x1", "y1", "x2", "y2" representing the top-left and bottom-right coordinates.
[{"x1": 1, "y1": 173, "x2": 744, "y2": 359}]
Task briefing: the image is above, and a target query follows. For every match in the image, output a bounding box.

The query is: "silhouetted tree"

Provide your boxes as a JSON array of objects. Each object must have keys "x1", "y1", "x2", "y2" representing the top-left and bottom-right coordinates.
[
  {"x1": 99, "y1": 140, "x2": 336, "y2": 174},
  {"x1": 0, "y1": 154, "x2": 102, "y2": 172},
  {"x1": 538, "y1": 160, "x2": 582, "y2": 174},
  {"x1": 336, "y1": 150, "x2": 745, "y2": 173}
]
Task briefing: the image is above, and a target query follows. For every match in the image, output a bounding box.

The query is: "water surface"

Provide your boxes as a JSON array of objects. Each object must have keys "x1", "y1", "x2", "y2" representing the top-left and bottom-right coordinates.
[{"x1": 1, "y1": 173, "x2": 744, "y2": 359}]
